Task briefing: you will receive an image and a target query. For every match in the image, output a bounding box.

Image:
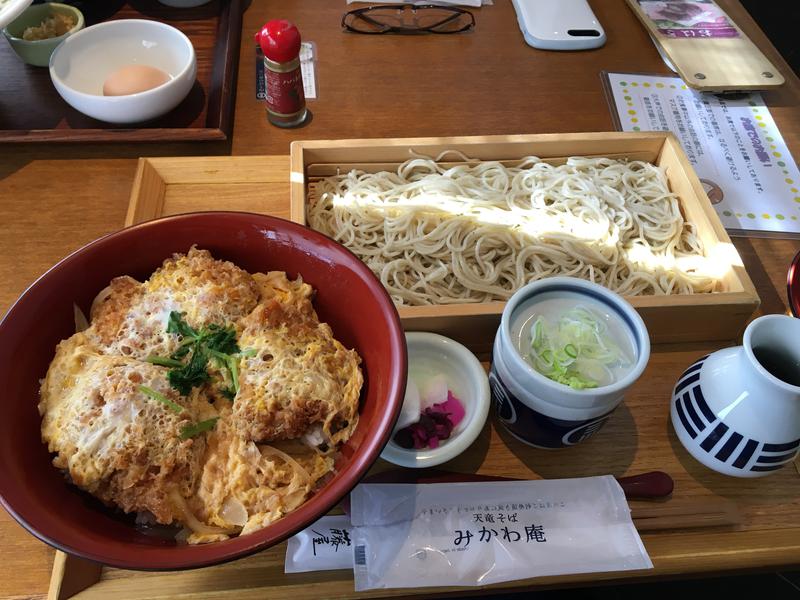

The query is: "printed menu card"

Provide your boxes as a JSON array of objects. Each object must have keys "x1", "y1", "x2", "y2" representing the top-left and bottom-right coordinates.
[{"x1": 607, "y1": 72, "x2": 800, "y2": 235}]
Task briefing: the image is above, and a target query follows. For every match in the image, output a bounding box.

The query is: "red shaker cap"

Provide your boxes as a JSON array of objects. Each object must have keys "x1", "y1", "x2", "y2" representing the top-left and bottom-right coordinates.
[{"x1": 256, "y1": 20, "x2": 301, "y2": 63}]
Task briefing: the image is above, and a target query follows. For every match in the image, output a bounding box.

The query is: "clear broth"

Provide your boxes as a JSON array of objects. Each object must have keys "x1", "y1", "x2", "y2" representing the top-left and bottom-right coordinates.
[
  {"x1": 752, "y1": 345, "x2": 800, "y2": 387},
  {"x1": 512, "y1": 291, "x2": 637, "y2": 388}
]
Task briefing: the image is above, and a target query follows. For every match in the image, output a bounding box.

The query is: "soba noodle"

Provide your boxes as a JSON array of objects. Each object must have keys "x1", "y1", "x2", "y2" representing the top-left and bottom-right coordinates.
[{"x1": 308, "y1": 154, "x2": 720, "y2": 306}]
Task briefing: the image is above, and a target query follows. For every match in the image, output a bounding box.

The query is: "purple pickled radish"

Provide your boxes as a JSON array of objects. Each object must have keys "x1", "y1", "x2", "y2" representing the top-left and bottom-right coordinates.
[{"x1": 394, "y1": 383, "x2": 467, "y2": 449}]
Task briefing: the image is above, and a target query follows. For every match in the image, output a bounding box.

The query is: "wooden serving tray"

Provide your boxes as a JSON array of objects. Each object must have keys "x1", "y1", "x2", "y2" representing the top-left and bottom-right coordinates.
[
  {"x1": 290, "y1": 133, "x2": 760, "y2": 352},
  {"x1": 125, "y1": 155, "x2": 290, "y2": 225},
  {"x1": 0, "y1": 0, "x2": 242, "y2": 143},
  {"x1": 46, "y1": 153, "x2": 799, "y2": 599}
]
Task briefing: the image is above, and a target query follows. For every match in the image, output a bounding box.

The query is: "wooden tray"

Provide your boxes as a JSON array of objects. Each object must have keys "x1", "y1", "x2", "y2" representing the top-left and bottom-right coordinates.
[
  {"x1": 0, "y1": 0, "x2": 242, "y2": 143},
  {"x1": 46, "y1": 154, "x2": 799, "y2": 599},
  {"x1": 43, "y1": 523, "x2": 800, "y2": 600},
  {"x1": 125, "y1": 155, "x2": 290, "y2": 225},
  {"x1": 289, "y1": 133, "x2": 760, "y2": 353}
]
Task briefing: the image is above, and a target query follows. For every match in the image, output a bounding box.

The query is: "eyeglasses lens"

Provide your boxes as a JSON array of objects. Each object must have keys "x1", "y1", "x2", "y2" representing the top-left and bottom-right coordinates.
[{"x1": 344, "y1": 6, "x2": 473, "y2": 34}]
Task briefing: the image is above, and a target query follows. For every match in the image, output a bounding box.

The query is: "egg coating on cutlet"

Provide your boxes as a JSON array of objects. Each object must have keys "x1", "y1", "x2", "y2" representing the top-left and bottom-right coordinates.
[
  {"x1": 234, "y1": 272, "x2": 362, "y2": 448},
  {"x1": 39, "y1": 332, "x2": 212, "y2": 524},
  {"x1": 86, "y1": 247, "x2": 259, "y2": 361},
  {"x1": 186, "y1": 418, "x2": 334, "y2": 541}
]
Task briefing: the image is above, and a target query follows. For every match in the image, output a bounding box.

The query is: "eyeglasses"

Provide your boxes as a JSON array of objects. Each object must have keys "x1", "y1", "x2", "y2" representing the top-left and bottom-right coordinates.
[{"x1": 342, "y1": 4, "x2": 475, "y2": 35}]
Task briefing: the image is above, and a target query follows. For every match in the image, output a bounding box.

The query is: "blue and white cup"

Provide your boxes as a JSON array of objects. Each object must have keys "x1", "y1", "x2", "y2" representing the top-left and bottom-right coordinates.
[{"x1": 491, "y1": 277, "x2": 650, "y2": 449}]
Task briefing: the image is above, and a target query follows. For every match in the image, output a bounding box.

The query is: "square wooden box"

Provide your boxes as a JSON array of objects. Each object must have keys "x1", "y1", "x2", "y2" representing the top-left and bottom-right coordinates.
[{"x1": 290, "y1": 132, "x2": 760, "y2": 352}]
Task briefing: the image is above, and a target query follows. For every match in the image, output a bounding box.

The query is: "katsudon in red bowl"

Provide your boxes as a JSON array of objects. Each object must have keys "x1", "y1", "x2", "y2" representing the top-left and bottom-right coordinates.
[{"x1": 0, "y1": 211, "x2": 407, "y2": 570}]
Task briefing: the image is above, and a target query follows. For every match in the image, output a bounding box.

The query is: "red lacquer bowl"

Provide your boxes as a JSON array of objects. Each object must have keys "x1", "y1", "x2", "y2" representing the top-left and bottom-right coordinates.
[{"x1": 0, "y1": 212, "x2": 406, "y2": 570}]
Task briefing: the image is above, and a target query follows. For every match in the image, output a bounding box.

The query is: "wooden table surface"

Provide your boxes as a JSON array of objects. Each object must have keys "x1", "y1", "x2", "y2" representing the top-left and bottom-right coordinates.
[{"x1": 1, "y1": 1, "x2": 799, "y2": 598}]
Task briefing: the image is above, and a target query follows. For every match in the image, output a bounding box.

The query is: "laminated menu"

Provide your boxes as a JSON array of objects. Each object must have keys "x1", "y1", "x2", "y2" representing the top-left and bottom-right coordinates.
[
  {"x1": 606, "y1": 72, "x2": 800, "y2": 236},
  {"x1": 349, "y1": 477, "x2": 652, "y2": 590}
]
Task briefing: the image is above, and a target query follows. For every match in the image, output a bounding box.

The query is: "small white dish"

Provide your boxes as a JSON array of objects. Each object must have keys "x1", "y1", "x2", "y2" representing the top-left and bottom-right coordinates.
[
  {"x1": 49, "y1": 19, "x2": 196, "y2": 124},
  {"x1": 381, "y1": 332, "x2": 490, "y2": 469}
]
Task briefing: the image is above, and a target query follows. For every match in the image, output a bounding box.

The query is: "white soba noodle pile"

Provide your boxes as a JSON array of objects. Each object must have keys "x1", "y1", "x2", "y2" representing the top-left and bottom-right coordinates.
[{"x1": 308, "y1": 154, "x2": 721, "y2": 306}]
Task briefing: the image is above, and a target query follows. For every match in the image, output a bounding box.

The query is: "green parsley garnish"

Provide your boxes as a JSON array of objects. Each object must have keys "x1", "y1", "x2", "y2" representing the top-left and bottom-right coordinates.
[
  {"x1": 167, "y1": 312, "x2": 239, "y2": 354},
  {"x1": 168, "y1": 342, "x2": 211, "y2": 395},
  {"x1": 150, "y1": 311, "x2": 241, "y2": 397},
  {"x1": 166, "y1": 310, "x2": 197, "y2": 338},
  {"x1": 138, "y1": 385, "x2": 183, "y2": 414},
  {"x1": 209, "y1": 349, "x2": 240, "y2": 395},
  {"x1": 145, "y1": 356, "x2": 184, "y2": 368},
  {"x1": 179, "y1": 417, "x2": 219, "y2": 440}
]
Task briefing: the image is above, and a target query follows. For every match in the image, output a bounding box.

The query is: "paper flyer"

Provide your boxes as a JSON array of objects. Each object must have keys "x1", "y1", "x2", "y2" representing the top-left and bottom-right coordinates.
[{"x1": 607, "y1": 72, "x2": 800, "y2": 235}]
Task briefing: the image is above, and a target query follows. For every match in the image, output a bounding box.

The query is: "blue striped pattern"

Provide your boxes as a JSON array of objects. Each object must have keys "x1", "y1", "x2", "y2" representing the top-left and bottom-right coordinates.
[
  {"x1": 672, "y1": 356, "x2": 800, "y2": 473},
  {"x1": 714, "y1": 432, "x2": 743, "y2": 462},
  {"x1": 755, "y1": 451, "x2": 798, "y2": 464},
  {"x1": 700, "y1": 422, "x2": 729, "y2": 452},
  {"x1": 751, "y1": 439, "x2": 800, "y2": 471},
  {"x1": 692, "y1": 385, "x2": 716, "y2": 423},
  {"x1": 763, "y1": 440, "x2": 800, "y2": 452},
  {"x1": 732, "y1": 439, "x2": 758, "y2": 469},
  {"x1": 674, "y1": 372, "x2": 700, "y2": 397},
  {"x1": 674, "y1": 394, "x2": 698, "y2": 440},
  {"x1": 682, "y1": 391, "x2": 705, "y2": 432}
]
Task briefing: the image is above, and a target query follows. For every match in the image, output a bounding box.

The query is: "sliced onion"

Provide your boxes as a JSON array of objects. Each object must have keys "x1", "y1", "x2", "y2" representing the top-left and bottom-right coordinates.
[
  {"x1": 267, "y1": 493, "x2": 280, "y2": 513},
  {"x1": 243, "y1": 441, "x2": 261, "y2": 464},
  {"x1": 168, "y1": 490, "x2": 235, "y2": 535},
  {"x1": 73, "y1": 303, "x2": 90, "y2": 333},
  {"x1": 89, "y1": 285, "x2": 114, "y2": 320},
  {"x1": 282, "y1": 489, "x2": 307, "y2": 512},
  {"x1": 260, "y1": 444, "x2": 311, "y2": 485},
  {"x1": 220, "y1": 496, "x2": 248, "y2": 527}
]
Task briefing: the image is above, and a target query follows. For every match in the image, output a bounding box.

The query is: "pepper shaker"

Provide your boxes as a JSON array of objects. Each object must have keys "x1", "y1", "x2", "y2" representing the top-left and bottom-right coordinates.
[{"x1": 256, "y1": 20, "x2": 308, "y2": 128}]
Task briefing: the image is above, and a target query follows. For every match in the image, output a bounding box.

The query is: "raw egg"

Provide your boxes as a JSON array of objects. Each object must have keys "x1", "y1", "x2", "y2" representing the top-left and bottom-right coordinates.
[{"x1": 102, "y1": 65, "x2": 170, "y2": 96}]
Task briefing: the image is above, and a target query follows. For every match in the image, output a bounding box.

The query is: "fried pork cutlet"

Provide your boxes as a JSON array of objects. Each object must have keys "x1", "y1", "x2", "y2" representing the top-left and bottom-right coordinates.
[
  {"x1": 234, "y1": 272, "x2": 362, "y2": 448},
  {"x1": 39, "y1": 333, "x2": 212, "y2": 524},
  {"x1": 86, "y1": 247, "x2": 260, "y2": 360}
]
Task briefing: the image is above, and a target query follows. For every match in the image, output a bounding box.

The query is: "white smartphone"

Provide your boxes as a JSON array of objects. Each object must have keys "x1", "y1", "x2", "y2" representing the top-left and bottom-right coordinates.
[{"x1": 512, "y1": 0, "x2": 606, "y2": 51}]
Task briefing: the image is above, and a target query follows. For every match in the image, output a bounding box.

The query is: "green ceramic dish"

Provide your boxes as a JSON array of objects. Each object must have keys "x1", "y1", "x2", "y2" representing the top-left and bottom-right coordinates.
[{"x1": 3, "y1": 2, "x2": 83, "y2": 67}]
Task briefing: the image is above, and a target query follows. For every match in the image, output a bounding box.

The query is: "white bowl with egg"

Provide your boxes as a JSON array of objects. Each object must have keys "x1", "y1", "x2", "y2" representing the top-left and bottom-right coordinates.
[
  {"x1": 49, "y1": 19, "x2": 196, "y2": 124},
  {"x1": 381, "y1": 332, "x2": 490, "y2": 468}
]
